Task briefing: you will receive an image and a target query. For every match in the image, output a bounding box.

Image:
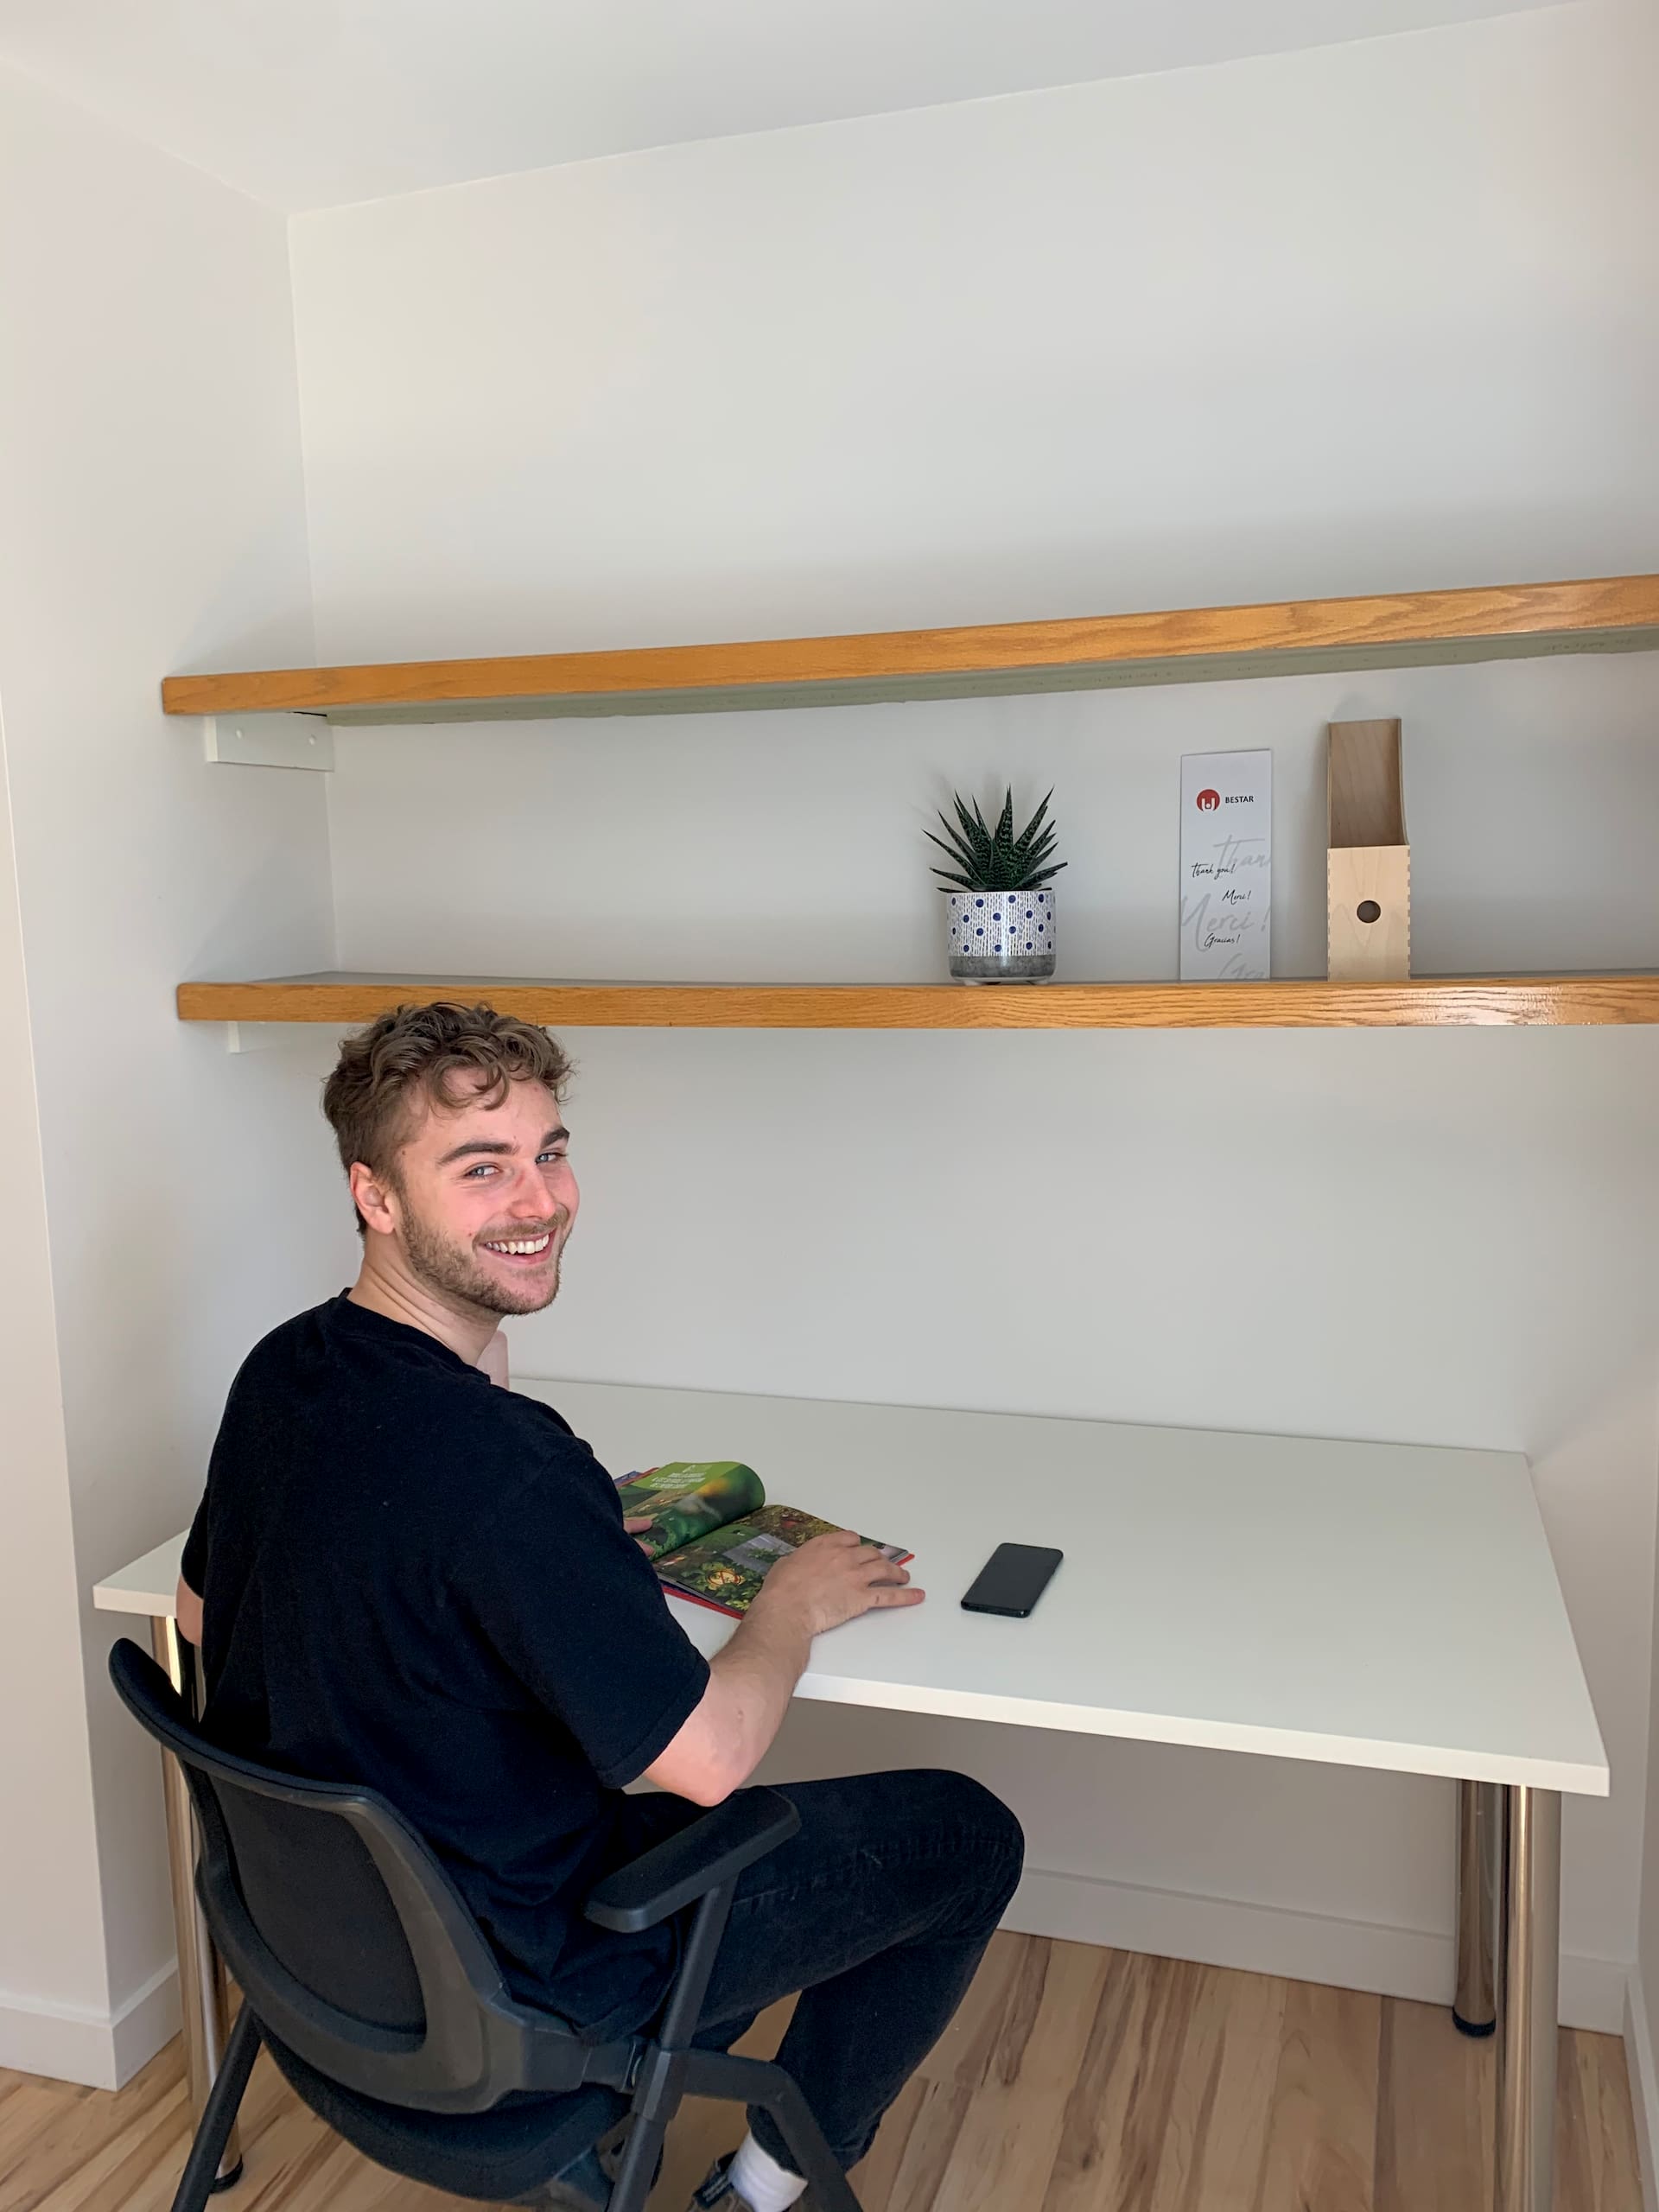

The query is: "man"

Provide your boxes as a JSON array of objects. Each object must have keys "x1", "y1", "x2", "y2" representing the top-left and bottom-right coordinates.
[{"x1": 179, "y1": 1001, "x2": 1023, "y2": 2212}]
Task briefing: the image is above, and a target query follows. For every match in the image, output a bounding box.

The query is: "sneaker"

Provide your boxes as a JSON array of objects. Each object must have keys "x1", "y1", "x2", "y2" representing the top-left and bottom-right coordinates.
[
  {"x1": 690, "y1": 2152, "x2": 817, "y2": 2211},
  {"x1": 690, "y1": 2155, "x2": 759, "y2": 2210}
]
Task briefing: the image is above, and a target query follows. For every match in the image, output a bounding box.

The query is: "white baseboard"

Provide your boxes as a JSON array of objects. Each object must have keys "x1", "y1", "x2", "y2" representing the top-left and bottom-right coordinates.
[
  {"x1": 0, "y1": 1880, "x2": 1633, "y2": 2096},
  {"x1": 0, "y1": 1959, "x2": 179, "y2": 2090},
  {"x1": 1007, "y1": 1865, "x2": 1626, "y2": 2033},
  {"x1": 1566, "y1": 1949, "x2": 1639, "y2": 2038},
  {"x1": 1626, "y1": 1969, "x2": 1659, "y2": 2212}
]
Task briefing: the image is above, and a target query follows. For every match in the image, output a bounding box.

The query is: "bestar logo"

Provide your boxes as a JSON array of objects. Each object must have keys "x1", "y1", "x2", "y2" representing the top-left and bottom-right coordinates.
[{"x1": 1196, "y1": 789, "x2": 1222, "y2": 812}]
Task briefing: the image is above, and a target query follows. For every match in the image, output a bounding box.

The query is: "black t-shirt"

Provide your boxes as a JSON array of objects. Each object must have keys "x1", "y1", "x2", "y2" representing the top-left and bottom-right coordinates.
[{"x1": 181, "y1": 1294, "x2": 710, "y2": 2036}]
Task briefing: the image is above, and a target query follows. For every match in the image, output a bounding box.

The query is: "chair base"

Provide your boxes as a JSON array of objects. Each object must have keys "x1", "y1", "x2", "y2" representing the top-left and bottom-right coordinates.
[
  {"x1": 174, "y1": 2006, "x2": 262, "y2": 2212},
  {"x1": 176, "y1": 2017, "x2": 859, "y2": 2212}
]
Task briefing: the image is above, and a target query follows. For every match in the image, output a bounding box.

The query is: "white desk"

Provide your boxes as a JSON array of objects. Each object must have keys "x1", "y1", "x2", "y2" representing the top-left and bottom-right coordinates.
[{"x1": 96, "y1": 1380, "x2": 1605, "y2": 2212}]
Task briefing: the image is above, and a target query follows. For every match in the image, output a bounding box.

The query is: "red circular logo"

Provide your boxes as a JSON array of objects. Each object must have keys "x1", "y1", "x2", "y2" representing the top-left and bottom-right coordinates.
[{"x1": 1196, "y1": 789, "x2": 1222, "y2": 812}]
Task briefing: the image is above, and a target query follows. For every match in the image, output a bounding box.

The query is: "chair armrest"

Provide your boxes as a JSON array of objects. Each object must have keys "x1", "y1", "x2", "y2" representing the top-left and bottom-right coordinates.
[{"x1": 585, "y1": 1789, "x2": 800, "y2": 1935}]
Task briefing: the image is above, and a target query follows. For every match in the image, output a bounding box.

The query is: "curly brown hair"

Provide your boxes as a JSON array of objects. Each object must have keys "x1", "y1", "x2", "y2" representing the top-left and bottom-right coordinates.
[{"x1": 321, "y1": 1002, "x2": 573, "y2": 1231}]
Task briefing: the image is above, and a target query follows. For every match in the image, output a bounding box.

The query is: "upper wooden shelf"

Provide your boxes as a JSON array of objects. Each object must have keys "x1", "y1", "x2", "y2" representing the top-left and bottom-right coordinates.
[
  {"x1": 162, "y1": 575, "x2": 1659, "y2": 726},
  {"x1": 176, "y1": 973, "x2": 1659, "y2": 1030}
]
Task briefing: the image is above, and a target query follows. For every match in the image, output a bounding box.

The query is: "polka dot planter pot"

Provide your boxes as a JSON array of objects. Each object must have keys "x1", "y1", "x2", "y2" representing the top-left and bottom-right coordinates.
[{"x1": 945, "y1": 889, "x2": 1057, "y2": 982}]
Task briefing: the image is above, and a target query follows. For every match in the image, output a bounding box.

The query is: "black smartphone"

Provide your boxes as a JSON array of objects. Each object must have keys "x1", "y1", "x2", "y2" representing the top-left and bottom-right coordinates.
[{"x1": 961, "y1": 1543, "x2": 1064, "y2": 1618}]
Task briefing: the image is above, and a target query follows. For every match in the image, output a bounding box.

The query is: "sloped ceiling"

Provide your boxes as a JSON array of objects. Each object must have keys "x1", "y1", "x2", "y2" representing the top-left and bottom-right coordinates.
[{"x1": 0, "y1": 0, "x2": 1570, "y2": 212}]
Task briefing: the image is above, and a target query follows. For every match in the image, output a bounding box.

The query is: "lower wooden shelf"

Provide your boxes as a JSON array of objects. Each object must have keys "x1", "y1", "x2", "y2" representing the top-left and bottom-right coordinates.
[{"x1": 175, "y1": 972, "x2": 1659, "y2": 1029}]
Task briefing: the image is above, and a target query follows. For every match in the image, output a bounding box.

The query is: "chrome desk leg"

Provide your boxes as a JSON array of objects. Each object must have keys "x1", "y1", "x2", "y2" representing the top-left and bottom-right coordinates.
[
  {"x1": 1454, "y1": 1779, "x2": 1501, "y2": 2036},
  {"x1": 1497, "y1": 1786, "x2": 1560, "y2": 2212},
  {"x1": 149, "y1": 1616, "x2": 242, "y2": 2188}
]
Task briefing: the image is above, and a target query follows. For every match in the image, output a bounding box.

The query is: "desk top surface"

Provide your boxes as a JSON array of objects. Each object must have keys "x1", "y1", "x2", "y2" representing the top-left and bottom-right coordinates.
[{"x1": 93, "y1": 1375, "x2": 1607, "y2": 1796}]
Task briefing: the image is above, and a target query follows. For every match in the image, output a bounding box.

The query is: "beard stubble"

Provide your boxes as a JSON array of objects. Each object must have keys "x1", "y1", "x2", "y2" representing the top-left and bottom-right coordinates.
[{"x1": 401, "y1": 1201, "x2": 569, "y2": 1319}]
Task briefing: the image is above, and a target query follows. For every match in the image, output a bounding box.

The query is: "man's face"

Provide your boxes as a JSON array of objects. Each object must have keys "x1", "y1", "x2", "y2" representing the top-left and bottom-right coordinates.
[{"x1": 371, "y1": 1076, "x2": 580, "y2": 1319}]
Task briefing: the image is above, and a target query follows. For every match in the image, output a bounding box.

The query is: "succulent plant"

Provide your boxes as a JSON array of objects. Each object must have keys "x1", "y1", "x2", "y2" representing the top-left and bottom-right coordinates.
[{"x1": 927, "y1": 786, "x2": 1067, "y2": 893}]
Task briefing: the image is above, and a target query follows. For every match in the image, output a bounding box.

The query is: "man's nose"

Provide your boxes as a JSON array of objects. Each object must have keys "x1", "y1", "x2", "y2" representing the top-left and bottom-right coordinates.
[{"x1": 505, "y1": 1174, "x2": 554, "y2": 1220}]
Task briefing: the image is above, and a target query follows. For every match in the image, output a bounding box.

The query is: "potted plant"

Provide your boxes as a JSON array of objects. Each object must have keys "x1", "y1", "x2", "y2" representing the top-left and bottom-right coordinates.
[{"x1": 929, "y1": 786, "x2": 1067, "y2": 982}]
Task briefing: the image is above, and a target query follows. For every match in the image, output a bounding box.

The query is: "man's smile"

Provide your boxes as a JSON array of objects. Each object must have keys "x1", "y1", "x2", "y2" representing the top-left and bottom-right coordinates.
[{"x1": 479, "y1": 1228, "x2": 556, "y2": 1262}]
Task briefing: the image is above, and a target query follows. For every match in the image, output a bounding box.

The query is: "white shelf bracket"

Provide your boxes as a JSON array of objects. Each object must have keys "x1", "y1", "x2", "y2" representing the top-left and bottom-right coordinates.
[
  {"x1": 224, "y1": 1021, "x2": 296, "y2": 1054},
  {"x1": 203, "y1": 712, "x2": 334, "y2": 772}
]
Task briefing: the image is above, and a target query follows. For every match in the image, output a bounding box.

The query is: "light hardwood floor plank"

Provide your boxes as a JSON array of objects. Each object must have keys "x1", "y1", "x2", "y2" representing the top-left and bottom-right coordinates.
[
  {"x1": 1557, "y1": 2028, "x2": 1643, "y2": 2212},
  {"x1": 865, "y1": 2079, "x2": 976, "y2": 2212},
  {"x1": 936, "y1": 1936, "x2": 1116, "y2": 2212},
  {"x1": 4, "y1": 2069, "x2": 191, "y2": 2212},
  {"x1": 1147, "y1": 1961, "x2": 1287, "y2": 2212},
  {"x1": 3, "y1": 1945, "x2": 1645, "y2": 2212},
  {"x1": 0, "y1": 2078, "x2": 92, "y2": 2183},
  {"x1": 1252, "y1": 1981, "x2": 1381, "y2": 2212},
  {"x1": 1042, "y1": 1948, "x2": 1191, "y2": 2210},
  {"x1": 1373, "y1": 1997, "x2": 1493, "y2": 2212}
]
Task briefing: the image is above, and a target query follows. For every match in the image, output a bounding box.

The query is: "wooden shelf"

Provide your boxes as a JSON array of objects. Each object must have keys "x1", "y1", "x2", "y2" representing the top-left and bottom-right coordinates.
[
  {"x1": 176, "y1": 973, "x2": 1659, "y2": 1030},
  {"x1": 161, "y1": 575, "x2": 1659, "y2": 725}
]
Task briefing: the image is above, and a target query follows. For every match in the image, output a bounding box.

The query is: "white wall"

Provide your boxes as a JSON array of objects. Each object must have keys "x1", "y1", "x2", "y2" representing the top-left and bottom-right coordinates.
[
  {"x1": 292, "y1": 0, "x2": 1659, "y2": 2031},
  {"x1": 290, "y1": 1, "x2": 1657, "y2": 652},
  {"x1": 0, "y1": 685, "x2": 105, "y2": 2077},
  {"x1": 0, "y1": 64, "x2": 349, "y2": 2083}
]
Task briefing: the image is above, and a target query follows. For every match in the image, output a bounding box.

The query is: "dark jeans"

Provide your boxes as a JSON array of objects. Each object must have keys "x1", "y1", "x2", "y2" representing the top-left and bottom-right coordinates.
[{"x1": 629, "y1": 1769, "x2": 1024, "y2": 2174}]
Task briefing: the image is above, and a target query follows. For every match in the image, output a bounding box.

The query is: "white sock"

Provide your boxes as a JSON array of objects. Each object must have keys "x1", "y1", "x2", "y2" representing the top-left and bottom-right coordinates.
[{"x1": 727, "y1": 2132, "x2": 809, "y2": 2212}]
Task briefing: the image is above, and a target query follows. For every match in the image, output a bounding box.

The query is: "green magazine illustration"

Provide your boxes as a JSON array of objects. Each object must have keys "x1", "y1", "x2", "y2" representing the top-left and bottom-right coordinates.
[
  {"x1": 612, "y1": 1463, "x2": 766, "y2": 1562},
  {"x1": 613, "y1": 1463, "x2": 908, "y2": 1618}
]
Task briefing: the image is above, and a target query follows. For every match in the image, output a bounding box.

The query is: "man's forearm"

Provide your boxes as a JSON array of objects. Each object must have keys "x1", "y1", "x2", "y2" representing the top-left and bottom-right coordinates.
[
  {"x1": 706, "y1": 1602, "x2": 813, "y2": 1786},
  {"x1": 645, "y1": 1599, "x2": 812, "y2": 1804}
]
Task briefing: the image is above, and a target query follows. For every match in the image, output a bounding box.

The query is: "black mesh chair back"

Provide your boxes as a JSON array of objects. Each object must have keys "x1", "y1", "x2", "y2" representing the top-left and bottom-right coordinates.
[{"x1": 110, "y1": 1638, "x2": 635, "y2": 2113}]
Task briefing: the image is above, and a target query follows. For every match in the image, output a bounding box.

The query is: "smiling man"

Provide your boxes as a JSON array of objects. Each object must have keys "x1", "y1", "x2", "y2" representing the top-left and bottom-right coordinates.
[{"x1": 177, "y1": 1001, "x2": 1022, "y2": 2212}]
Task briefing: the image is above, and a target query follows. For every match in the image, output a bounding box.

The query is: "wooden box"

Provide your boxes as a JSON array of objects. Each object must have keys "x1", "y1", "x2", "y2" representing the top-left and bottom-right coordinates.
[{"x1": 1328, "y1": 718, "x2": 1409, "y2": 981}]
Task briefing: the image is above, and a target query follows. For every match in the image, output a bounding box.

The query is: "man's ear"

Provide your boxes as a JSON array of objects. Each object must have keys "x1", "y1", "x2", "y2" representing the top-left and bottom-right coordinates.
[{"x1": 349, "y1": 1160, "x2": 399, "y2": 1236}]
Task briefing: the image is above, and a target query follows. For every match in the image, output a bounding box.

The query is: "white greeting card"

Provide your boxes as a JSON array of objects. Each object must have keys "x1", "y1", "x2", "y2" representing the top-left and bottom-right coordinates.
[{"x1": 1179, "y1": 750, "x2": 1272, "y2": 980}]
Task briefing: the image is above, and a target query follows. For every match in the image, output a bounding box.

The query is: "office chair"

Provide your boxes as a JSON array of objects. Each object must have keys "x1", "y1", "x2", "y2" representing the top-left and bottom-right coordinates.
[{"x1": 109, "y1": 1639, "x2": 860, "y2": 2212}]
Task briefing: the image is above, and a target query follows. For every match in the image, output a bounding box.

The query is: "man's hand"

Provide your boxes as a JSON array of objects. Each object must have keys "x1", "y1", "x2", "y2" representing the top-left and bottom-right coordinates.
[
  {"x1": 624, "y1": 1515, "x2": 655, "y2": 1554},
  {"x1": 749, "y1": 1529, "x2": 924, "y2": 1639}
]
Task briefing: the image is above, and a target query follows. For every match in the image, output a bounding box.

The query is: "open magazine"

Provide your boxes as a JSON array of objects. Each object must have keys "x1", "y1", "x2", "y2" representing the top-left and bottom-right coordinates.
[{"x1": 613, "y1": 1460, "x2": 910, "y2": 1619}]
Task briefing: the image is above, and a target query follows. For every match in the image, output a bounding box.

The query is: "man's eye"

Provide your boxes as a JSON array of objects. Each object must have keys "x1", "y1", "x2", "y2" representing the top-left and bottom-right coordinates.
[
  {"x1": 538, "y1": 1151, "x2": 568, "y2": 1166},
  {"x1": 463, "y1": 1164, "x2": 497, "y2": 1179}
]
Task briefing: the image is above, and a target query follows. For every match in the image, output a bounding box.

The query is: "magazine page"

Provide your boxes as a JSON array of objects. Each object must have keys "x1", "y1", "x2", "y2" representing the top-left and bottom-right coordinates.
[
  {"x1": 656, "y1": 1503, "x2": 911, "y2": 1617},
  {"x1": 612, "y1": 1461, "x2": 765, "y2": 1562}
]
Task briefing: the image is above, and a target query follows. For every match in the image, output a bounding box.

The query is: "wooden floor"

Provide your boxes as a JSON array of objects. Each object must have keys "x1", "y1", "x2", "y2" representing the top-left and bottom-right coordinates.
[{"x1": 0, "y1": 1936, "x2": 1643, "y2": 2212}]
